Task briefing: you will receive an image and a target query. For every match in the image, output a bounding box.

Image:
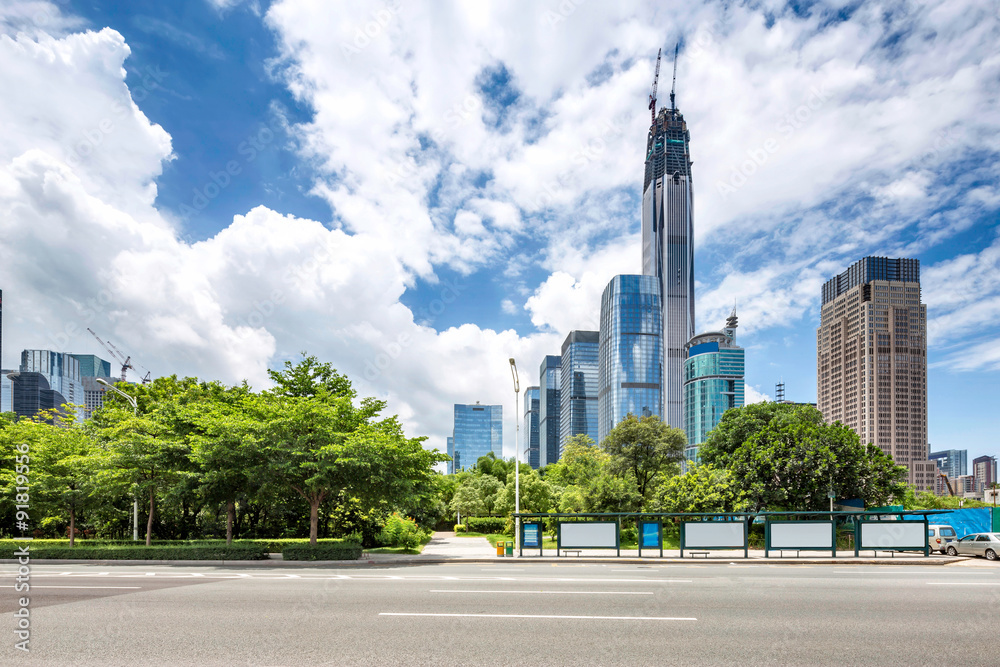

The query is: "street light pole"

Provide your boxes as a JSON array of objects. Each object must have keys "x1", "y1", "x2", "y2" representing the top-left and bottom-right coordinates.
[
  {"x1": 508, "y1": 358, "x2": 520, "y2": 558},
  {"x1": 96, "y1": 378, "x2": 139, "y2": 542}
]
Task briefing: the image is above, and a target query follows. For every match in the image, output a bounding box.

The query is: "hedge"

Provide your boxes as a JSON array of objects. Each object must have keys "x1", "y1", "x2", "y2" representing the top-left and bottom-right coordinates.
[
  {"x1": 0, "y1": 544, "x2": 268, "y2": 560},
  {"x1": 465, "y1": 517, "x2": 507, "y2": 534},
  {"x1": 282, "y1": 542, "x2": 363, "y2": 561}
]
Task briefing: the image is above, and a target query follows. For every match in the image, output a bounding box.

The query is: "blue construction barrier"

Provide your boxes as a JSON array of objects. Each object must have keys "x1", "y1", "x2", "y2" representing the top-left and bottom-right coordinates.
[{"x1": 902, "y1": 508, "x2": 991, "y2": 537}]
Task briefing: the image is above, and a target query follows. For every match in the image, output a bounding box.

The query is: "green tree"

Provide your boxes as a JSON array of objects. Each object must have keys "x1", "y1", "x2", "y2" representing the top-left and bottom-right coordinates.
[
  {"x1": 585, "y1": 472, "x2": 642, "y2": 513},
  {"x1": 449, "y1": 483, "x2": 485, "y2": 522},
  {"x1": 544, "y1": 436, "x2": 606, "y2": 487},
  {"x1": 600, "y1": 414, "x2": 685, "y2": 500},
  {"x1": 470, "y1": 474, "x2": 505, "y2": 516},
  {"x1": 700, "y1": 403, "x2": 908, "y2": 511},
  {"x1": 496, "y1": 463, "x2": 553, "y2": 515},
  {"x1": 650, "y1": 463, "x2": 736, "y2": 514}
]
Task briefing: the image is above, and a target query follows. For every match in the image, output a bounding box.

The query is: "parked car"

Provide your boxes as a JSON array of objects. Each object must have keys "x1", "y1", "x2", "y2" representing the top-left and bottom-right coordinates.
[
  {"x1": 945, "y1": 533, "x2": 1000, "y2": 560},
  {"x1": 928, "y1": 524, "x2": 958, "y2": 554}
]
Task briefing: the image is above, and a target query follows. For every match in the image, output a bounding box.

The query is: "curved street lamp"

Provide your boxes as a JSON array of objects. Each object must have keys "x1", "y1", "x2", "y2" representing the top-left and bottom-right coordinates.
[
  {"x1": 509, "y1": 358, "x2": 520, "y2": 558},
  {"x1": 96, "y1": 378, "x2": 139, "y2": 541}
]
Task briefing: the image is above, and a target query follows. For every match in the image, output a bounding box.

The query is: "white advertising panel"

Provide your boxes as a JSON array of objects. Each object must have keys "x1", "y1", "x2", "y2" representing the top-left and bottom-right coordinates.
[
  {"x1": 770, "y1": 522, "x2": 834, "y2": 549},
  {"x1": 560, "y1": 522, "x2": 617, "y2": 548},
  {"x1": 860, "y1": 522, "x2": 926, "y2": 549},
  {"x1": 685, "y1": 522, "x2": 745, "y2": 548}
]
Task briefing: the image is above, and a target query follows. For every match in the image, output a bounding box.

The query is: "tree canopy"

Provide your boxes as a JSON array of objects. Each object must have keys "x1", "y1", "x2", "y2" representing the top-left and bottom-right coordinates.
[{"x1": 600, "y1": 414, "x2": 685, "y2": 500}]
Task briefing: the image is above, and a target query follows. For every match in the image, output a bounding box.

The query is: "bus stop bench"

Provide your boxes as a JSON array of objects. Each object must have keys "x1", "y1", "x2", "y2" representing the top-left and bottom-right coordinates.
[
  {"x1": 687, "y1": 551, "x2": 709, "y2": 558},
  {"x1": 561, "y1": 550, "x2": 583, "y2": 557}
]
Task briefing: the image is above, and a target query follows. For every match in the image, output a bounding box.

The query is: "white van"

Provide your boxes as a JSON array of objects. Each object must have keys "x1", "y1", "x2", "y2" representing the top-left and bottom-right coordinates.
[{"x1": 928, "y1": 524, "x2": 958, "y2": 554}]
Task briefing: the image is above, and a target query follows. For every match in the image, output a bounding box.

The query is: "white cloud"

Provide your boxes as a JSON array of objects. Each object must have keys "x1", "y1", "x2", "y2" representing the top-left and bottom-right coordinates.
[{"x1": 744, "y1": 384, "x2": 770, "y2": 404}]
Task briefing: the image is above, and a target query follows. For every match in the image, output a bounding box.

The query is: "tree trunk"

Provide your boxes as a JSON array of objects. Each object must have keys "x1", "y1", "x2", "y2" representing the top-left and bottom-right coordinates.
[
  {"x1": 309, "y1": 498, "x2": 320, "y2": 546},
  {"x1": 146, "y1": 488, "x2": 155, "y2": 547},
  {"x1": 226, "y1": 501, "x2": 235, "y2": 545},
  {"x1": 69, "y1": 506, "x2": 76, "y2": 548}
]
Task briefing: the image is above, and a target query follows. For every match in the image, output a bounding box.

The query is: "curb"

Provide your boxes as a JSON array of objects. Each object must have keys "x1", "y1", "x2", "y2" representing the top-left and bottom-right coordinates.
[{"x1": 1, "y1": 556, "x2": 971, "y2": 567}]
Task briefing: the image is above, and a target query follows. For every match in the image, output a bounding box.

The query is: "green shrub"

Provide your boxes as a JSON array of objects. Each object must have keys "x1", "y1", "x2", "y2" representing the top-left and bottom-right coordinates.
[
  {"x1": 466, "y1": 516, "x2": 507, "y2": 534},
  {"x1": 378, "y1": 513, "x2": 425, "y2": 549},
  {"x1": 454, "y1": 523, "x2": 467, "y2": 533},
  {"x1": 620, "y1": 525, "x2": 638, "y2": 544},
  {"x1": 282, "y1": 542, "x2": 363, "y2": 561},
  {"x1": 2, "y1": 544, "x2": 267, "y2": 560}
]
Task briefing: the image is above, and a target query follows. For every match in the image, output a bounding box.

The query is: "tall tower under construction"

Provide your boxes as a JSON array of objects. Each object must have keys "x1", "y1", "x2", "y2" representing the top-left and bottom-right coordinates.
[{"x1": 641, "y1": 47, "x2": 695, "y2": 428}]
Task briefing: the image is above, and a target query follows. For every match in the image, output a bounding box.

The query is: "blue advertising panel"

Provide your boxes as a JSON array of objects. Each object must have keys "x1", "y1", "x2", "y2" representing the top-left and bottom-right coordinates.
[
  {"x1": 641, "y1": 522, "x2": 660, "y2": 548},
  {"x1": 523, "y1": 523, "x2": 541, "y2": 548}
]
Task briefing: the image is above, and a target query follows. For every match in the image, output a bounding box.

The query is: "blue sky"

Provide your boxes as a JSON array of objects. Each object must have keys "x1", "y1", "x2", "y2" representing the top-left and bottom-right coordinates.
[{"x1": 0, "y1": 0, "x2": 998, "y2": 471}]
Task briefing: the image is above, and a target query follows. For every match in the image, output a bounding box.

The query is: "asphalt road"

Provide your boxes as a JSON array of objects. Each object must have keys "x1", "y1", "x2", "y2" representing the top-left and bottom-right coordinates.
[{"x1": 3, "y1": 562, "x2": 998, "y2": 666}]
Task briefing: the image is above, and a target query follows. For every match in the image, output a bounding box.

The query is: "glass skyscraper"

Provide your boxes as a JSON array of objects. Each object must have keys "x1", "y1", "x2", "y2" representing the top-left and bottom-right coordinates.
[
  {"x1": 446, "y1": 436, "x2": 455, "y2": 475},
  {"x1": 523, "y1": 386, "x2": 540, "y2": 469},
  {"x1": 559, "y1": 331, "x2": 599, "y2": 453},
  {"x1": 598, "y1": 275, "x2": 663, "y2": 442},
  {"x1": 641, "y1": 99, "x2": 695, "y2": 431},
  {"x1": 929, "y1": 449, "x2": 967, "y2": 480},
  {"x1": 18, "y1": 350, "x2": 83, "y2": 421},
  {"x1": 452, "y1": 402, "x2": 502, "y2": 472},
  {"x1": 538, "y1": 355, "x2": 561, "y2": 467},
  {"x1": 683, "y1": 314, "x2": 744, "y2": 463}
]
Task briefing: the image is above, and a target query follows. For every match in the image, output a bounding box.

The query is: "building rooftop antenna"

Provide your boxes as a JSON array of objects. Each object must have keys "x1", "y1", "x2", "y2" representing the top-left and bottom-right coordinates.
[{"x1": 669, "y1": 42, "x2": 679, "y2": 111}]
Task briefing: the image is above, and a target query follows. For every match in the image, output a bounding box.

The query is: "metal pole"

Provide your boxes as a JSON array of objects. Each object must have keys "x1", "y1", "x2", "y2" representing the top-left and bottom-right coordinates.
[
  {"x1": 509, "y1": 358, "x2": 520, "y2": 558},
  {"x1": 97, "y1": 379, "x2": 139, "y2": 542}
]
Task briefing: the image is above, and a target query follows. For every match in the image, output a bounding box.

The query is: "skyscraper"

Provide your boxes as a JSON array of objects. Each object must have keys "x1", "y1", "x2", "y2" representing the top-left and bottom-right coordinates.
[
  {"x1": 19, "y1": 350, "x2": 83, "y2": 421},
  {"x1": 929, "y1": 449, "x2": 968, "y2": 480},
  {"x1": 70, "y1": 353, "x2": 115, "y2": 419},
  {"x1": 446, "y1": 436, "x2": 455, "y2": 475},
  {"x1": 817, "y1": 257, "x2": 936, "y2": 490},
  {"x1": 538, "y1": 355, "x2": 561, "y2": 467},
  {"x1": 641, "y1": 63, "x2": 695, "y2": 430},
  {"x1": 523, "y1": 386, "x2": 540, "y2": 469},
  {"x1": 559, "y1": 331, "x2": 600, "y2": 453},
  {"x1": 683, "y1": 311, "x2": 745, "y2": 463},
  {"x1": 451, "y1": 402, "x2": 502, "y2": 472},
  {"x1": 972, "y1": 455, "x2": 997, "y2": 496},
  {"x1": 598, "y1": 275, "x2": 663, "y2": 442}
]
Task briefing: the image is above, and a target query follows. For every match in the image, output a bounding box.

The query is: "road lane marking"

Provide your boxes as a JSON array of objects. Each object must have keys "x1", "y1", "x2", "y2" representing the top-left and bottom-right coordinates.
[
  {"x1": 2, "y1": 585, "x2": 141, "y2": 589},
  {"x1": 929, "y1": 580, "x2": 1000, "y2": 585},
  {"x1": 429, "y1": 590, "x2": 654, "y2": 595},
  {"x1": 380, "y1": 612, "x2": 695, "y2": 621}
]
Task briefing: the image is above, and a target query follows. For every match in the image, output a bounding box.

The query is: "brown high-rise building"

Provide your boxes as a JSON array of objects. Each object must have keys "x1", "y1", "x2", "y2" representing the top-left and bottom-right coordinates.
[{"x1": 816, "y1": 257, "x2": 936, "y2": 491}]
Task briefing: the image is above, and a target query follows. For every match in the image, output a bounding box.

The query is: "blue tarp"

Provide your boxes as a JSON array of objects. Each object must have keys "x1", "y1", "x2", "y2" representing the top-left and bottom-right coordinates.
[{"x1": 902, "y1": 508, "x2": 992, "y2": 537}]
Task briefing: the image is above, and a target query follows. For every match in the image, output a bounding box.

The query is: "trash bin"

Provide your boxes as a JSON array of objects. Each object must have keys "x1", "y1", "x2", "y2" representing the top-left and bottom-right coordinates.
[
  {"x1": 496, "y1": 542, "x2": 505, "y2": 557},
  {"x1": 505, "y1": 541, "x2": 514, "y2": 557}
]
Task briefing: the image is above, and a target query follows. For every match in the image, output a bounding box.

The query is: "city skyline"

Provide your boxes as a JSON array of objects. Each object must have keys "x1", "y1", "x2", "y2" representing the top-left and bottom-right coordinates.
[{"x1": 0, "y1": 1, "x2": 998, "y2": 466}]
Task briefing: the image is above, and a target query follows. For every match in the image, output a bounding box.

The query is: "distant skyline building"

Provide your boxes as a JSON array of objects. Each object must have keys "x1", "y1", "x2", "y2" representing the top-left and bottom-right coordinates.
[
  {"x1": 18, "y1": 349, "x2": 83, "y2": 421},
  {"x1": 559, "y1": 331, "x2": 600, "y2": 454},
  {"x1": 4, "y1": 372, "x2": 68, "y2": 420},
  {"x1": 816, "y1": 257, "x2": 936, "y2": 491},
  {"x1": 446, "y1": 436, "x2": 455, "y2": 475},
  {"x1": 70, "y1": 353, "x2": 115, "y2": 419},
  {"x1": 523, "y1": 386, "x2": 540, "y2": 469},
  {"x1": 641, "y1": 89, "x2": 695, "y2": 430},
  {"x1": 451, "y1": 402, "x2": 502, "y2": 472},
  {"x1": 598, "y1": 275, "x2": 662, "y2": 442},
  {"x1": 972, "y1": 455, "x2": 997, "y2": 495},
  {"x1": 538, "y1": 355, "x2": 562, "y2": 467},
  {"x1": 929, "y1": 449, "x2": 968, "y2": 481},
  {"x1": 683, "y1": 311, "x2": 745, "y2": 463}
]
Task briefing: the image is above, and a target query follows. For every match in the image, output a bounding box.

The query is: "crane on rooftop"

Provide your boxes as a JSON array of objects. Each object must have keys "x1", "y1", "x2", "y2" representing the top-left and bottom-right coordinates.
[
  {"x1": 87, "y1": 328, "x2": 134, "y2": 383},
  {"x1": 669, "y1": 42, "x2": 679, "y2": 111},
  {"x1": 648, "y1": 48, "x2": 661, "y2": 125}
]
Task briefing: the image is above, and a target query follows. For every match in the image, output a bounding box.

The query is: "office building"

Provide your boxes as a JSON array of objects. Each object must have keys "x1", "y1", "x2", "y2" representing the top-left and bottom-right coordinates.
[
  {"x1": 70, "y1": 354, "x2": 113, "y2": 379},
  {"x1": 5, "y1": 371, "x2": 68, "y2": 420},
  {"x1": 446, "y1": 436, "x2": 455, "y2": 475},
  {"x1": 929, "y1": 449, "x2": 968, "y2": 481},
  {"x1": 68, "y1": 353, "x2": 116, "y2": 419},
  {"x1": 641, "y1": 77, "x2": 695, "y2": 430},
  {"x1": 538, "y1": 355, "x2": 561, "y2": 467},
  {"x1": 816, "y1": 257, "x2": 936, "y2": 490},
  {"x1": 973, "y1": 455, "x2": 997, "y2": 495},
  {"x1": 523, "y1": 387, "x2": 540, "y2": 469},
  {"x1": 451, "y1": 402, "x2": 502, "y2": 472},
  {"x1": 597, "y1": 275, "x2": 663, "y2": 442},
  {"x1": 683, "y1": 311, "x2": 745, "y2": 463},
  {"x1": 559, "y1": 331, "x2": 599, "y2": 453},
  {"x1": 17, "y1": 350, "x2": 84, "y2": 421}
]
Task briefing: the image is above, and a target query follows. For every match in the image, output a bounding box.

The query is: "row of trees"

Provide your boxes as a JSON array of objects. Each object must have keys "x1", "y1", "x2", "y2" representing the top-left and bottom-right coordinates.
[
  {"x1": 0, "y1": 356, "x2": 446, "y2": 546},
  {"x1": 446, "y1": 403, "x2": 912, "y2": 524}
]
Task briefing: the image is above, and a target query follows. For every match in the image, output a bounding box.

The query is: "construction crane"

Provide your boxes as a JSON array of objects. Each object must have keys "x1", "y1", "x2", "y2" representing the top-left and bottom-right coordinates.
[
  {"x1": 938, "y1": 471, "x2": 956, "y2": 497},
  {"x1": 648, "y1": 48, "x2": 661, "y2": 125},
  {"x1": 87, "y1": 328, "x2": 133, "y2": 382},
  {"x1": 669, "y1": 42, "x2": 679, "y2": 110},
  {"x1": 105, "y1": 338, "x2": 151, "y2": 384}
]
